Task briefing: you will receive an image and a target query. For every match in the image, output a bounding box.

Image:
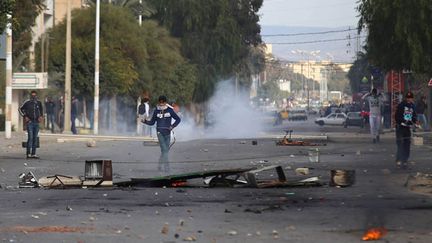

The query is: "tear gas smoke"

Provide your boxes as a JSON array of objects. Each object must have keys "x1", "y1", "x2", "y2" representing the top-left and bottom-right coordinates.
[{"x1": 175, "y1": 79, "x2": 267, "y2": 141}]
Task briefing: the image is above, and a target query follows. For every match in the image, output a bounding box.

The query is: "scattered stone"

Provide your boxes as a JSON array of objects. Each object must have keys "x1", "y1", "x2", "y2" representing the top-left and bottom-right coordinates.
[
  {"x1": 161, "y1": 223, "x2": 169, "y2": 234},
  {"x1": 31, "y1": 215, "x2": 39, "y2": 219},
  {"x1": 356, "y1": 151, "x2": 361, "y2": 155},
  {"x1": 224, "y1": 209, "x2": 232, "y2": 213},
  {"x1": 89, "y1": 216, "x2": 96, "y2": 221},
  {"x1": 0, "y1": 168, "x2": 5, "y2": 173},
  {"x1": 295, "y1": 168, "x2": 309, "y2": 175},
  {"x1": 103, "y1": 193, "x2": 108, "y2": 197},
  {"x1": 176, "y1": 189, "x2": 186, "y2": 193},
  {"x1": 256, "y1": 231, "x2": 261, "y2": 236},
  {"x1": 227, "y1": 230, "x2": 238, "y2": 236},
  {"x1": 66, "y1": 205, "x2": 73, "y2": 211},
  {"x1": 239, "y1": 141, "x2": 246, "y2": 144},
  {"x1": 178, "y1": 219, "x2": 185, "y2": 226},
  {"x1": 183, "y1": 235, "x2": 197, "y2": 241},
  {"x1": 86, "y1": 140, "x2": 96, "y2": 147},
  {"x1": 290, "y1": 155, "x2": 295, "y2": 158}
]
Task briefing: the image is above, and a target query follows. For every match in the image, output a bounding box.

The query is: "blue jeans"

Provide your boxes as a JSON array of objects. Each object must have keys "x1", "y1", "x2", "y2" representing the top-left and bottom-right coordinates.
[
  {"x1": 47, "y1": 113, "x2": 55, "y2": 132},
  {"x1": 27, "y1": 122, "x2": 39, "y2": 155},
  {"x1": 417, "y1": 114, "x2": 429, "y2": 131},
  {"x1": 157, "y1": 132, "x2": 171, "y2": 172}
]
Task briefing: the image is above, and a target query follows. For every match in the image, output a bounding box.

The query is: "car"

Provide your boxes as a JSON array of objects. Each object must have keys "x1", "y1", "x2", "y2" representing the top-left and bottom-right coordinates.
[
  {"x1": 344, "y1": 112, "x2": 365, "y2": 128},
  {"x1": 315, "y1": 113, "x2": 347, "y2": 126},
  {"x1": 288, "y1": 109, "x2": 308, "y2": 121}
]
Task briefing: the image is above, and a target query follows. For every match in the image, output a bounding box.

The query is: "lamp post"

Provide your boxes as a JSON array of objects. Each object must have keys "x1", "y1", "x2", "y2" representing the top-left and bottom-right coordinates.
[
  {"x1": 5, "y1": 14, "x2": 12, "y2": 139},
  {"x1": 94, "y1": 0, "x2": 100, "y2": 134},
  {"x1": 64, "y1": 0, "x2": 72, "y2": 133}
]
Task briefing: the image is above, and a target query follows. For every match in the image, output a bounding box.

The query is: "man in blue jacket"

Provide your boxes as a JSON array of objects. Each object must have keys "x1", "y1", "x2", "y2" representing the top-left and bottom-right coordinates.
[{"x1": 143, "y1": 95, "x2": 181, "y2": 173}]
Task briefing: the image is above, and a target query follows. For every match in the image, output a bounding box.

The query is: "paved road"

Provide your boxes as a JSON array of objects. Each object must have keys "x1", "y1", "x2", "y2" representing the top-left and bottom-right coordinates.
[{"x1": 0, "y1": 127, "x2": 431, "y2": 242}]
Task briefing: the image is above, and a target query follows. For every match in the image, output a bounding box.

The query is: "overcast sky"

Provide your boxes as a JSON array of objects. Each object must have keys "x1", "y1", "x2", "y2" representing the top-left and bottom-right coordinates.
[{"x1": 259, "y1": 0, "x2": 360, "y2": 28}]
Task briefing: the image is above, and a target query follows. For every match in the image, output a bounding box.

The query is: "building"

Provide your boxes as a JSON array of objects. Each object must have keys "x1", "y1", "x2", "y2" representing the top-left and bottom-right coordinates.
[
  {"x1": 286, "y1": 61, "x2": 352, "y2": 102},
  {"x1": 11, "y1": 0, "x2": 85, "y2": 131}
]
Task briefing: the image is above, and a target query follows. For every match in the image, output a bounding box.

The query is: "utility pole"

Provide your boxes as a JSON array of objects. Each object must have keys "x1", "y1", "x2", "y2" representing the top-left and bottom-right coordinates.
[
  {"x1": 64, "y1": 0, "x2": 72, "y2": 133},
  {"x1": 5, "y1": 14, "x2": 12, "y2": 139},
  {"x1": 94, "y1": 0, "x2": 100, "y2": 134}
]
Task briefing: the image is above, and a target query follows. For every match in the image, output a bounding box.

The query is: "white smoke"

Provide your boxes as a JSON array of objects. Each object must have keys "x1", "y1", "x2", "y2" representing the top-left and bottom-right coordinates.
[{"x1": 175, "y1": 79, "x2": 267, "y2": 140}]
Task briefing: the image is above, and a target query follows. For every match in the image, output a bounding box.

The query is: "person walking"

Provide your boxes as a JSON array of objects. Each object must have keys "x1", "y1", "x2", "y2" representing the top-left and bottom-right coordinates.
[
  {"x1": 415, "y1": 96, "x2": 429, "y2": 131},
  {"x1": 19, "y1": 90, "x2": 44, "y2": 159},
  {"x1": 71, "y1": 96, "x2": 78, "y2": 134},
  {"x1": 362, "y1": 88, "x2": 385, "y2": 143},
  {"x1": 395, "y1": 92, "x2": 418, "y2": 169},
  {"x1": 45, "y1": 96, "x2": 56, "y2": 133},
  {"x1": 143, "y1": 95, "x2": 181, "y2": 173}
]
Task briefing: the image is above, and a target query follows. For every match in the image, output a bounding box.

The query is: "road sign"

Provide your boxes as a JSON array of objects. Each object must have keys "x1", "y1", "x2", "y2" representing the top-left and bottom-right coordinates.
[
  {"x1": 12, "y1": 72, "x2": 48, "y2": 89},
  {"x1": 428, "y1": 78, "x2": 432, "y2": 87}
]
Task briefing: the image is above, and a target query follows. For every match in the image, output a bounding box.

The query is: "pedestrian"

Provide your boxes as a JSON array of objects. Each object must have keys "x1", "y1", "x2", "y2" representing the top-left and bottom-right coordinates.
[
  {"x1": 45, "y1": 96, "x2": 56, "y2": 133},
  {"x1": 362, "y1": 88, "x2": 385, "y2": 143},
  {"x1": 143, "y1": 95, "x2": 181, "y2": 173},
  {"x1": 19, "y1": 90, "x2": 44, "y2": 159},
  {"x1": 71, "y1": 96, "x2": 78, "y2": 134},
  {"x1": 415, "y1": 96, "x2": 429, "y2": 131},
  {"x1": 395, "y1": 92, "x2": 419, "y2": 169},
  {"x1": 137, "y1": 97, "x2": 150, "y2": 136}
]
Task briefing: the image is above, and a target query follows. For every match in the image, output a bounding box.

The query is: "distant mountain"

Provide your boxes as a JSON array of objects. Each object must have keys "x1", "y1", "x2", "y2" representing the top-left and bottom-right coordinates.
[{"x1": 261, "y1": 25, "x2": 365, "y2": 63}]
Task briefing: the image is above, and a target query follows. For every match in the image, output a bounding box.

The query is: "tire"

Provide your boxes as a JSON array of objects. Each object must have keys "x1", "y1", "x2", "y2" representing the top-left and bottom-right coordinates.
[{"x1": 318, "y1": 121, "x2": 324, "y2": 126}]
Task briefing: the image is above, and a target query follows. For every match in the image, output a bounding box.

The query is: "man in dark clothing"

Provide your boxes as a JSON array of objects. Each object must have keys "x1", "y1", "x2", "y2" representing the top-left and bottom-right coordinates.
[
  {"x1": 143, "y1": 95, "x2": 181, "y2": 173},
  {"x1": 45, "y1": 97, "x2": 56, "y2": 133},
  {"x1": 395, "y1": 92, "x2": 418, "y2": 169},
  {"x1": 19, "y1": 90, "x2": 44, "y2": 159},
  {"x1": 415, "y1": 96, "x2": 429, "y2": 131},
  {"x1": 71, "y1": 96, "x2": 78, "y2": 134}
]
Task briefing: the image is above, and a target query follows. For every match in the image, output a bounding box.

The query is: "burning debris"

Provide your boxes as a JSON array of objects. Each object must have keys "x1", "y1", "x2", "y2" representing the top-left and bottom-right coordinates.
[{"x1": 362, "y1": 227, "x2": 387, "y2": 241}]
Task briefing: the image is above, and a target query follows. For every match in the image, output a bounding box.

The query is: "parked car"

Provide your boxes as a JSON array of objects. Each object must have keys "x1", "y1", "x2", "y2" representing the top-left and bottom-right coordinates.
[
  {"x1": 315, "y1": 113, "x2": 347, "y2": 126},
  {"x1": 344, "y1": 112, "x2": 364, "y2": 128},
  {"x1": 288, "y1": 109, "x2": 308, "y2": 121}
]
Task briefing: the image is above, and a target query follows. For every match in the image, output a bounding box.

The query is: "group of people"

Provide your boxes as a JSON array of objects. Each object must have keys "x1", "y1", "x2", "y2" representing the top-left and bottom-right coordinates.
[
  {"x1": 362, "y1": 88, "x2": 429, "y2": 169},
  {"x1": 20, "y1": 91, "x2": 181, "y2": 174},
  {"x1": 19, "y1": 88, "x2": 428, "y2": 172}
]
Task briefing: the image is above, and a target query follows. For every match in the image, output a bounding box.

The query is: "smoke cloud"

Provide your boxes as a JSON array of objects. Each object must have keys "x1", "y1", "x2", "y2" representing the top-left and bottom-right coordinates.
[{"x1": 175, "y1": 79, "x2": 267, "y2": 141}]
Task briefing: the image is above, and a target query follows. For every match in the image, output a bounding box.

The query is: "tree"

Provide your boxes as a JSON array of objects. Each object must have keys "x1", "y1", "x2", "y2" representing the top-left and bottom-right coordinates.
[
  {"x1": 42, "y1": 4, "x2": 196, "y2": 104},
  {"x1": 357, "y1": 0, "x2": 432, "y2": 74},
  {"x1": 12, "y1": 0, "x2": 44, "y2": 70},
  {"x1": 0, "y1": 0, "x2": 14, "y2": 35},
  {"x1": 347, "y1": 52, "x2": 385, "y2": 94},
  {"x1": 149, "y1": 0, "x2": 264, "y2": 102}
]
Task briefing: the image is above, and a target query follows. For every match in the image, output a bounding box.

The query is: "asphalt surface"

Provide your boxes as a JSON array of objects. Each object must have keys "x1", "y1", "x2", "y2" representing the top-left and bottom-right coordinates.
[{"x1": 1, "y1": 121, "x2": 432, "y2": 243}]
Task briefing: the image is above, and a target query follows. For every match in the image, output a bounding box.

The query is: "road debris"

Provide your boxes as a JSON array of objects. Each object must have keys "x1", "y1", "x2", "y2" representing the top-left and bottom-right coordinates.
[
  {"x1": 19, "y1": 172, "x2": 38, "y2": 188},
  {"x1": 330, "y1": 170, "x2": 355, "y2": 187},
  {"x1": 161, "y1": 223, "x2": 169, "y2": 234},
  {"x1": 86, "y1": 140, "x2": 96, "y2": 147},
  {"x1": 295, "y1": 168, "x2": 310, "y2": 175},
  {"x1": 183, "y1": 235, "x2": 197, "y2": 241},
  {"x1": 227, "y1": 230, "x2": 238, "y2": 236}
]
